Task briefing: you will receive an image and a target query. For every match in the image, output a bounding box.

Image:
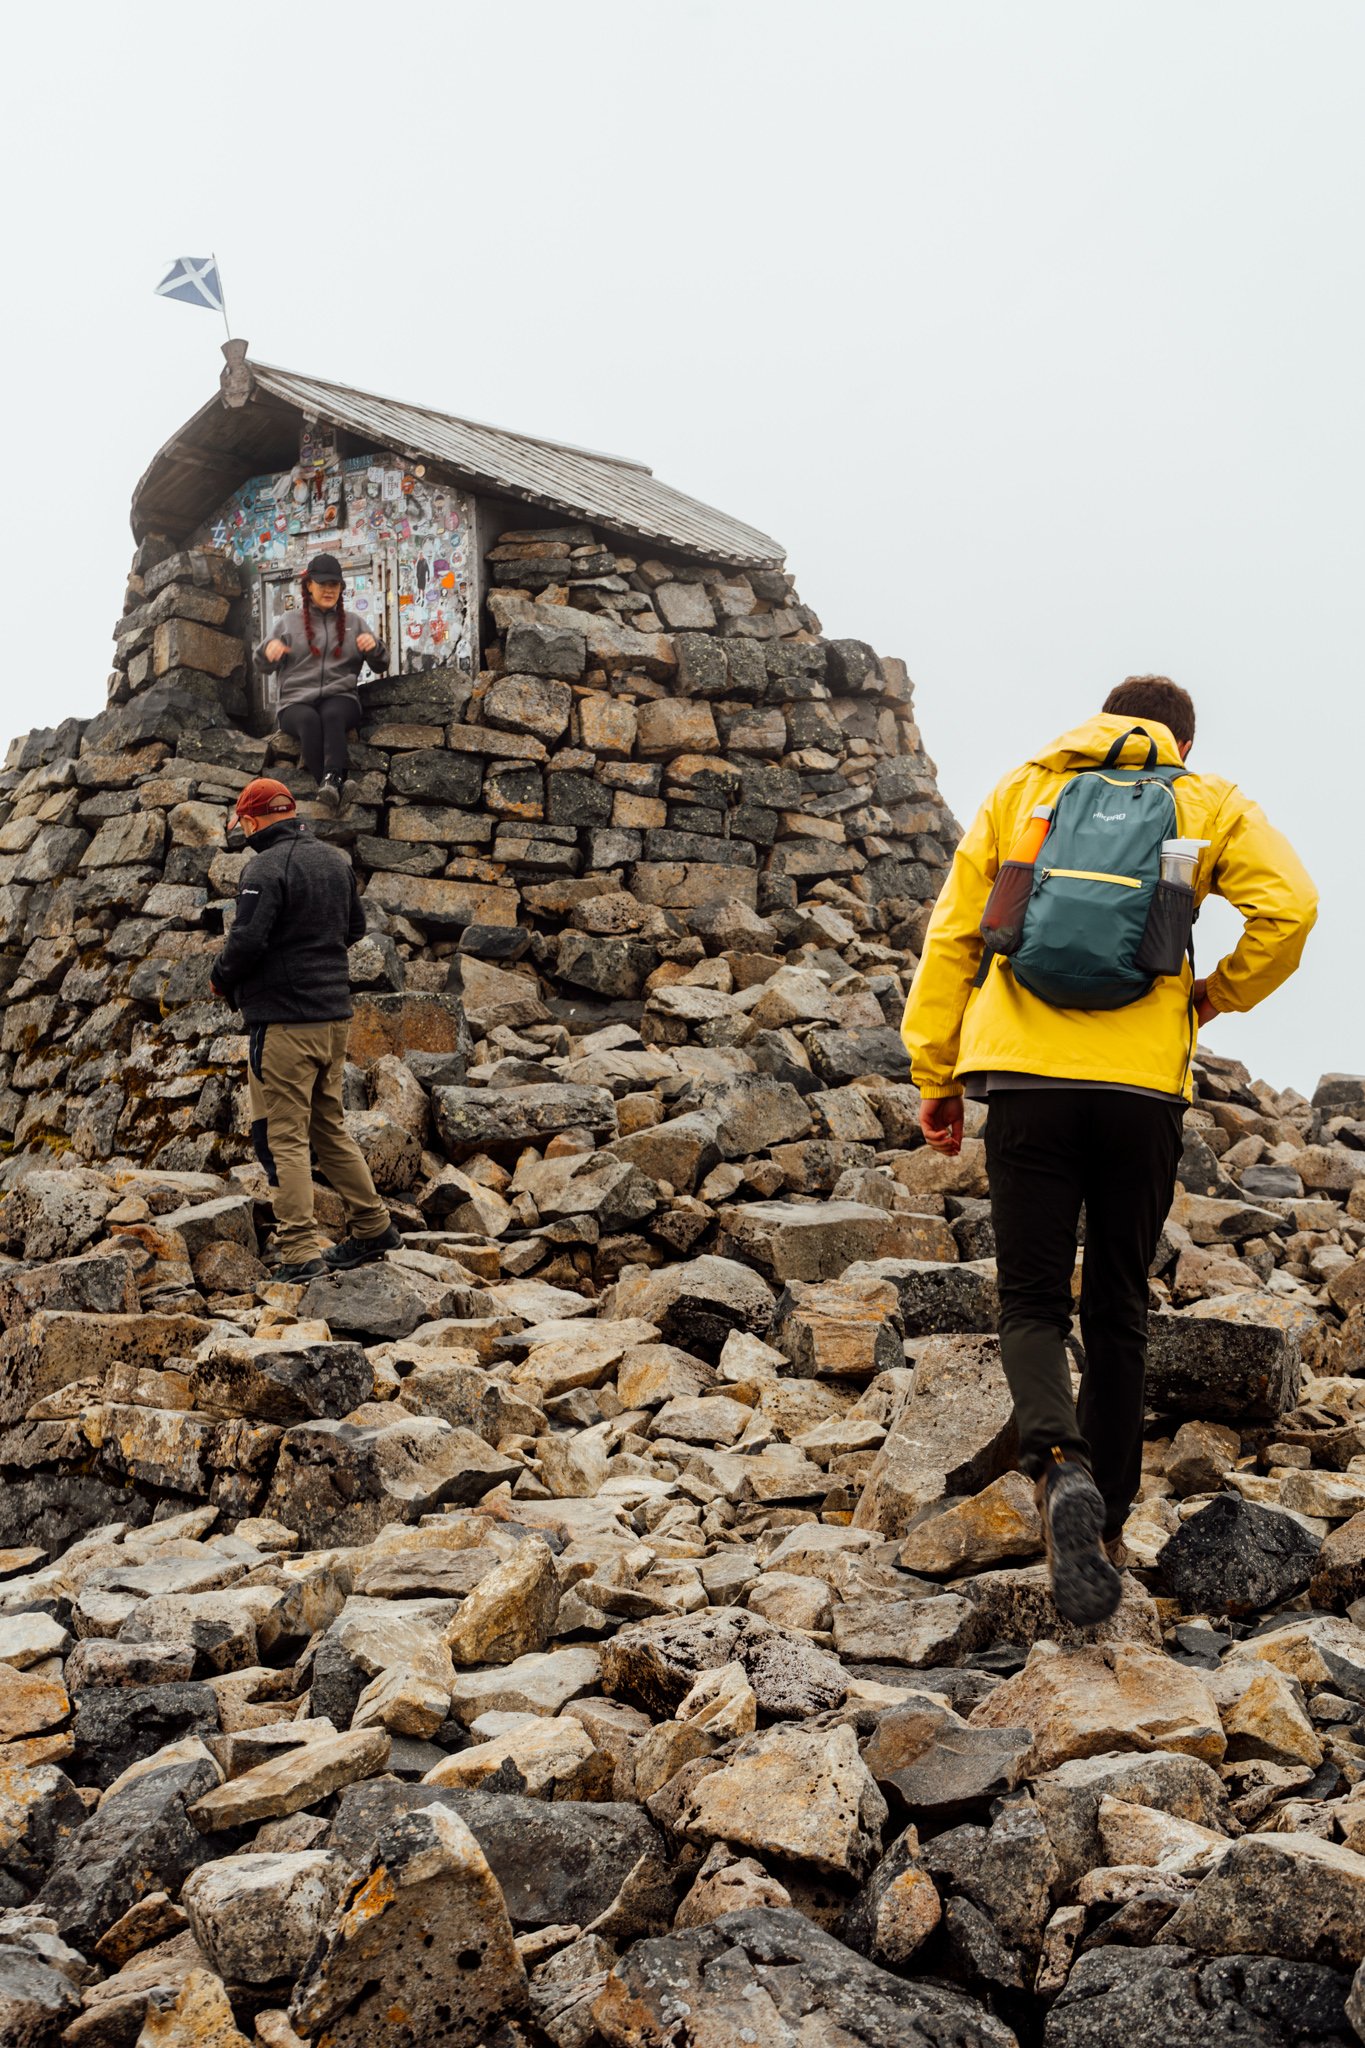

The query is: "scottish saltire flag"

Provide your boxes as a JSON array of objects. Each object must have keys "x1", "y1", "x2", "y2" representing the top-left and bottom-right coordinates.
[{"x1": 155, "y1": 257, "x2": 224, "y2": 313}]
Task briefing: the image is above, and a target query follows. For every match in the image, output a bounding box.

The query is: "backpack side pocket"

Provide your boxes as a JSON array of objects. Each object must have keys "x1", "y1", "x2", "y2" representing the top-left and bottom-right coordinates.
[
  {"x1": 1135, "y1": 879, "x2": 1195, "y2": 977},
  {"x1": 980, "y1": 860, "x2": 1037, "y2": 957}
]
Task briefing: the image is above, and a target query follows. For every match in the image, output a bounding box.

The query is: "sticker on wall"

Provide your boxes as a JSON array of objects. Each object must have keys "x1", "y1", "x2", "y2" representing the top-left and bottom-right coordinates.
[{"x1": 199, "y1": 438, "x2": 475, "y2": 673}]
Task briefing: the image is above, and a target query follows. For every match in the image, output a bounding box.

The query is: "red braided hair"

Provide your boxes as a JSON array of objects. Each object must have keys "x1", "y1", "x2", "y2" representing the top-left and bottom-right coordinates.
[{"x1": 301, "y1": 579, "x2": 347, "y2": 660}]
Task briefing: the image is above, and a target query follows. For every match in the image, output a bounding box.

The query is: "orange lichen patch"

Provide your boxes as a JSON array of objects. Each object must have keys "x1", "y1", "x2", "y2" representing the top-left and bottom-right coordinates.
[{"x1": 338, "y1": 1864, "x2": 396, "y2": 1933}]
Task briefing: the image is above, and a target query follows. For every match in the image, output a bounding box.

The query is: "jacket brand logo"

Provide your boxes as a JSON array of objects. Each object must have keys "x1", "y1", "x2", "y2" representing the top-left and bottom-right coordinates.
[{"x1": 1092, "y1": 809, "x2": 1127, "y2": 823}]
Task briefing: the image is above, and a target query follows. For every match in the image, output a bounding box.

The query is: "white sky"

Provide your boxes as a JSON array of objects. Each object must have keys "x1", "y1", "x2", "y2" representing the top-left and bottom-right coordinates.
[{"x1": 3, "y1": 0, "x2": 1359, "y2": 1095}]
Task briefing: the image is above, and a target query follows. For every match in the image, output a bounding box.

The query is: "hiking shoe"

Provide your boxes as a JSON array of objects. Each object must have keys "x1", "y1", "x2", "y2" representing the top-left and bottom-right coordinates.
[
  {"x1": 1038, "y1": 1458, "x2": 1124, "y2": 1626},
  {"x1": 271, "y1": 1256, "x2": 328, "y2": 1283},
  {"x1": 317, "y1": 775, "x2": 342, "y2": 814},
  {"x1": 323, "y1": 1223, "x2": 402, "y2": 1270}
]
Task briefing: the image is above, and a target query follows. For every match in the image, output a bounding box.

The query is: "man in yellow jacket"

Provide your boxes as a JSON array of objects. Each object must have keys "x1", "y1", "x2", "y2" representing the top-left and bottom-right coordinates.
[{"x1": 900, "y1": 675, "x2": 1316, "y2": 1625}]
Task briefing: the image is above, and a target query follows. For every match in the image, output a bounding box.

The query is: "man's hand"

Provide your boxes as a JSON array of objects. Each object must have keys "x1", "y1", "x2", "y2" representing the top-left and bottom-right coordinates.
[
  {"x1": 1193, "y1": 977, "x2": 1219, "y2": 1028},
  {"x1": 919, "y1": 1093, "x2": 965, "y2": 1156},
  {"x1": 356, "y1": 632, "x2": 378, "y2": 654},
  {"x1": 264, "y1": 638, "x2": 288, "y2": 663}
]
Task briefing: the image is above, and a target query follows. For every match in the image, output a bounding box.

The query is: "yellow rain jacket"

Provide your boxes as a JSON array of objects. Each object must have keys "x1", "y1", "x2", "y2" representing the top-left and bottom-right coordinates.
[{"x1": 901, "y1": 713, "x2": 1317, "y2": 1102}]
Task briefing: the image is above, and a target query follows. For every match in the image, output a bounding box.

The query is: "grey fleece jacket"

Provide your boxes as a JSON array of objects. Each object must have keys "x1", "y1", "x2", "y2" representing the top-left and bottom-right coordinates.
[{"x1": 256, "y1": 606, "x2": 388, "y2": 710}]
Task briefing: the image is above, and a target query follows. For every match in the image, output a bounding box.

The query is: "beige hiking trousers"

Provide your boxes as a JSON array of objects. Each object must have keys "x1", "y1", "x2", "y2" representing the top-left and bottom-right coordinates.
[{"x1": 247, "y1": 1019, "x2": 389, "y2": 1263}]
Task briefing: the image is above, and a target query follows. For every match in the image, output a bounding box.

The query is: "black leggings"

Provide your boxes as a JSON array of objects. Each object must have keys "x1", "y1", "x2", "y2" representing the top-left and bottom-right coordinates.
[
  {"x1": 984, "y1": 1086, "x2": 1184, "y2": 1539},
  {"x1": 279, "y1": 694, "x2": 361, "y2": 783}
]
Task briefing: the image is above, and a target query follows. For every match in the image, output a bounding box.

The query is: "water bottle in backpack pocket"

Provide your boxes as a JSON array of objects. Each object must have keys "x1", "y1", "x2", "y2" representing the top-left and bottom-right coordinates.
[
  {"x1": 979, "y1": 805, "x2": 1053, "y2": 957},
  {"x1": 1134, "y1": 838, "x2": 1208, "y2": 976},
  {"x1": 979, "y1": 726, "x2": 1199, "y2": 1010}
]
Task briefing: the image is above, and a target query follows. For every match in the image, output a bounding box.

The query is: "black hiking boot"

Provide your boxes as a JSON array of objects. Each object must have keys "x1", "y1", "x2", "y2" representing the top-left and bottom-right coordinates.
[
  {"x1": 323, "y1": 1223, "x2": 402, "y2": 1270},
  {"x1": 317, "y1": 774, "x2": 342, "y2": 814},
  {"x1": 1038, "y1": 1454, "x2": 1123, "y2": 1626},
  {"x1": 271, "y1": 1256, "x2": 328, "y2": 1283}
]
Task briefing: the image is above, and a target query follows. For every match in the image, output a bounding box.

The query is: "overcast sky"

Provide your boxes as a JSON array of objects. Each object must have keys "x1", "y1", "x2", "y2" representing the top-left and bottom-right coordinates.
[{"x1": 3, "y1": 1, "x2": 1359, "y2": 1095}]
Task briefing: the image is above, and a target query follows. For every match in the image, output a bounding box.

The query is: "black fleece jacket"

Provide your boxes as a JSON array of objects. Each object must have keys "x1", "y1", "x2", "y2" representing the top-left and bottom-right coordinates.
[{"x1": 212, "y1": 820, "x2": 365, "y2": 1024}]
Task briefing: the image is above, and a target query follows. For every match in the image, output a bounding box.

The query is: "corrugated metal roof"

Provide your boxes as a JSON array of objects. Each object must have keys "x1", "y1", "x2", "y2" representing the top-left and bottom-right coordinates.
[{"x1": 131, "y1": 357, "x2": 785, "y2": 569}]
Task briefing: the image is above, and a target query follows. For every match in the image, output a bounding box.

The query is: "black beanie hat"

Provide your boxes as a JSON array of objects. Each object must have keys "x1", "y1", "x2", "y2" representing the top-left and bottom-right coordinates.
[{"x1": 304, "y1": 553, "x2": 344, "y2": 584}]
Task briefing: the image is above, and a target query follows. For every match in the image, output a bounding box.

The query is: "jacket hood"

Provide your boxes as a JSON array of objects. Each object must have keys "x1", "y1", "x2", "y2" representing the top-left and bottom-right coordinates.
[{"x1": 1028, "y1": 712, "x2": 1185, "y2": 777}]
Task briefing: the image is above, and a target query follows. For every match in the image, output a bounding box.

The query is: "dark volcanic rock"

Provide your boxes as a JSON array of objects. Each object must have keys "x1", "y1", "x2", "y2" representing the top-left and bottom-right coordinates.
[
  {"x1": 921, "y1": 1796, "x2": 1060, "y2": 1958},
  {"x1": 70, "y1": 1682, "x2": 220, "y2": 1789},
  {"x1": 327, "y1": 1783, "x2": 670, "y2": 1931},
  {"x1": 36, "y1": 1754, "x2": 226, "y2": 1950},
  {"x1": 1043, "y1": 1943, "x2": 1355, "y2": 2048},
  {"x1": 1146, "y1": 1312, "x2": 1301, "y2": 1423},
  {"x1": 845, "y1": 1257, "x2": 1000, "y2": 1337},
  {"x1": 191, "y1": 1339, "x2": 373, "y2": 1423},
  {"x1": 1158, "y1": 1494, "x2": 1321, "y2": 1618},
  {"x1": 591, "y1": 1906, "x2": 1018, "y2": 2047},
  {"x1": 265, "y1": 1417, "x2": 517, "y2": 1545},
  {"x1": 806, "y1": 1027, "x2": 913, "y2": 1084},
  {"x1": 0, "y1": 1473, "x2": 155, "y2": 1553}
]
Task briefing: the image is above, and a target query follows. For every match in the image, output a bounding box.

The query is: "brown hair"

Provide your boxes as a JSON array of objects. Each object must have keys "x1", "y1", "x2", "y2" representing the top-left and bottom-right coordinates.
[
  {"x1": 1102, "y1": 675, "x2": 1195, "y2": 748},
  {"x1": 301, "y1": 579, "x2": 346, "y2": 662}
]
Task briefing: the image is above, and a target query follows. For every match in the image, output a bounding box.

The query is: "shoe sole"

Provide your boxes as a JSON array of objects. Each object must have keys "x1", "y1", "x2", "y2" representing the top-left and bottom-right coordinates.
[{"x1": 1047, "y1": 1470, "x2": 1124, "y2": 1627}]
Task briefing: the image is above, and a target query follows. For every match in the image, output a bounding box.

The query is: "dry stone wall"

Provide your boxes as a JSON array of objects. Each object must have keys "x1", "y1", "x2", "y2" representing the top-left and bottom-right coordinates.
[{"x1": 0, "y1": 519, "x2": 956, "y2": 1181}]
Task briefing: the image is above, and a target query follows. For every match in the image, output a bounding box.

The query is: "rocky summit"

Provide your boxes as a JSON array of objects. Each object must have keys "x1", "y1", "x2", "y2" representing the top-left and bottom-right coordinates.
[{"x1": 0, "y1": 525, "x2": 1363, "y2": 2043}]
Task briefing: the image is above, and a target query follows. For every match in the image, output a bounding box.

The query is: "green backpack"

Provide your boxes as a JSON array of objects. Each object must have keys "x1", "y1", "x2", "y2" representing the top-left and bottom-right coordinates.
[{"x1": 979, "y1": 725, "x2": 1194, "y2": 1010}]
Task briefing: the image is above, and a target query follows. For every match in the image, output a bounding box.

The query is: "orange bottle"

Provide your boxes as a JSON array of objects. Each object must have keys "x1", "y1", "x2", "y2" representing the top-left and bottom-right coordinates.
[{"x1": 1007, "y1": 804, "x2": 1054, "y2": 865}]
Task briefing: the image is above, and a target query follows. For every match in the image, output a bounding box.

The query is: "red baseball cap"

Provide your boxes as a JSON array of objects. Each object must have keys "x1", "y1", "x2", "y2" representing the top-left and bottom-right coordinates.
[{"x1": 233, "y1": 777, "x2": 297, "y2": 823}]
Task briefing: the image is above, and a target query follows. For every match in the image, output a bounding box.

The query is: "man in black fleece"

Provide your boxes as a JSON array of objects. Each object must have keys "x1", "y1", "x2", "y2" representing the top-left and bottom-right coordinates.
[{"x1": 211, "y1": 777, "x2": 400, "y2": 1281}]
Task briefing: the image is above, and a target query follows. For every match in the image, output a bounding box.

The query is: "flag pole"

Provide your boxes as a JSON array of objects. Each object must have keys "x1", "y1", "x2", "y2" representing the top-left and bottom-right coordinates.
[{"x1": 213, "y1": 253, "x2": 232, "y2": 343}]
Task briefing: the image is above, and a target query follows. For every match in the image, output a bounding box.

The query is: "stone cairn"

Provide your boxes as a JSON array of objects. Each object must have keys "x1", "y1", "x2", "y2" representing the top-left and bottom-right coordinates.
[{"x1": 0, "y1": 524, "x2": 1362, "y2": 2045}]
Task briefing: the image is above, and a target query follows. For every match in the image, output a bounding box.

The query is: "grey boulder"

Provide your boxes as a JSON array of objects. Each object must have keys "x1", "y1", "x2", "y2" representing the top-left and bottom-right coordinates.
[
  {"x1": 1146, "y1": 1311, "x2": 1302, "y2": 1423},
  {"x1": 1044, "y1": 1943, "x2": 1354, "y2": 2048},
  {"x1": 592, "y1": 1906, "x2": 1018, "y2": 2047}
]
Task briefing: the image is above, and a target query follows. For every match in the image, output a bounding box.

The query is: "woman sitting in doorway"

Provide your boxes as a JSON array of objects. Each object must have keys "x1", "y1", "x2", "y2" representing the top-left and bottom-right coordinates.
[{"x1": 257, "y1": 553, "x2": 387, "y2": 812}]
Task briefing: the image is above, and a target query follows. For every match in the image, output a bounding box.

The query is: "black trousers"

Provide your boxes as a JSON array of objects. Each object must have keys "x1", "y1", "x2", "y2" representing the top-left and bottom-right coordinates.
[
  {"x1": 279, "y1": 694, "x2": 361, "y2": 783},
  {"x1": 984, "y1": 1087, "x2": 1184, "y2": 1539}
]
